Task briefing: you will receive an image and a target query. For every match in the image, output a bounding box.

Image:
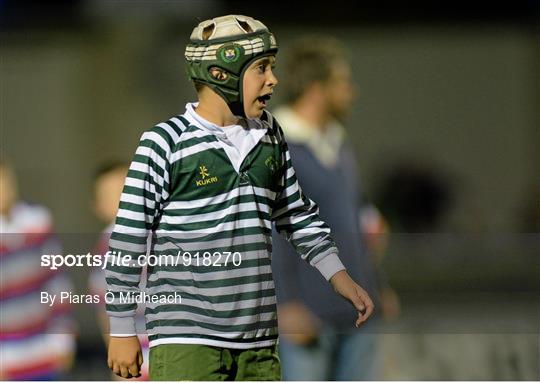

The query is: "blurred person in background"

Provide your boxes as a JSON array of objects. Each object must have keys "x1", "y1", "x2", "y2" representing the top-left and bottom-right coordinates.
[
  {"x1": 271, "y1": 36, "x2": 398, "y2": 380},
  {"x1": 0, "y1": 160, "x2": 76, "y2": 380},
  {"x1": 87, "y1": 161, "x2": 150, "y2": 380}
]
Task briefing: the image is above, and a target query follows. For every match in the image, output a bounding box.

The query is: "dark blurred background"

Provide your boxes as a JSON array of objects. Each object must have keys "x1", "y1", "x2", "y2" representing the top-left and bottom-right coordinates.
[{"x1": 2, "y1": 0, "x2": 539, "y2": 380}]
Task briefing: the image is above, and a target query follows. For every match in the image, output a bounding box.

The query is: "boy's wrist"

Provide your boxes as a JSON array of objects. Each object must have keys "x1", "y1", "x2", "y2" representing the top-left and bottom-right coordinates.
[
  {"x1": 312, "y1": 252, "x2": 346, "y2": 281},
  {"x1": 329, "y1": 269, "x2": 349, "y2": 286},
  {"x1": 109, "y1": 316, "x2": 137, "y2": 337}
]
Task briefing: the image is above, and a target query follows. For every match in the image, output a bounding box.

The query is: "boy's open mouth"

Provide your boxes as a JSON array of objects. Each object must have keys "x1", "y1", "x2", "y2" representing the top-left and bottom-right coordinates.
[{"x1": 257, "y1": 93, "x2": 272, "y2": 106}]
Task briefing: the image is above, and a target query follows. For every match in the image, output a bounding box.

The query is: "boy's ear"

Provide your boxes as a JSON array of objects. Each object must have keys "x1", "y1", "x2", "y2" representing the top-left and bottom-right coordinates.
[{"x1": 209, "y1": 67, "x2": 228, "y2": 81}]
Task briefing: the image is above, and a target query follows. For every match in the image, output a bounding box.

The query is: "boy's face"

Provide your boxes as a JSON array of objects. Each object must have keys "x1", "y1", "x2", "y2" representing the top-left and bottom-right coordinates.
[
  {"x1": 93, "y1": 167, "x2": 128, "y2": 224},
  {"x1": 242, "y1": 55, "x2": 278, "y2": 119}
]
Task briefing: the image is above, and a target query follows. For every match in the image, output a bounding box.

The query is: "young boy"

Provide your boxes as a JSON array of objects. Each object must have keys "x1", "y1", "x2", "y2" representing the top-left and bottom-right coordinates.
[{"x1": 106, "y1": 15, "x2": 374, "y2": 381}]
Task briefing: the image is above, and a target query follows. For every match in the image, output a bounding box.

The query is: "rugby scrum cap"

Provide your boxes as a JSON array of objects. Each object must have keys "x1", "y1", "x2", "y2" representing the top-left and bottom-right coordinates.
[{"x1": 185, "y1": 15, "x2": 278, "y2": 116}]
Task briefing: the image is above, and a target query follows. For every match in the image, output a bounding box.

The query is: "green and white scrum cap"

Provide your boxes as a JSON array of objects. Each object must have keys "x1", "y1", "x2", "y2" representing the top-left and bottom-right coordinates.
[{"x1": 185, "y1": 15, "x2": 278, "y2": 117}]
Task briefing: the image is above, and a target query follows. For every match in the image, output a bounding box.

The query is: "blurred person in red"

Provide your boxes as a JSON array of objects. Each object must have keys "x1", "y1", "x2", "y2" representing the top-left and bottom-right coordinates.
[
  {"x1": 271, "y1": 36, "x2": 398, "y2": 380},
  {"x1": 0, "y1": 160, "x2": 76, "y2": 380},
  {"x1": 87, "y1": 161, "x2": 150, "y2": 380}
]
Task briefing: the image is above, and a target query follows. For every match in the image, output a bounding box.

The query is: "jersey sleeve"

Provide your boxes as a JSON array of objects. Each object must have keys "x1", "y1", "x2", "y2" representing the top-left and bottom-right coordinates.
[
  {"x1": 105, "y1": 123, "x2": 179, "y2": 336},
  {"x1": 268, "y1": 114, "x2": 346, "y2": 281}
]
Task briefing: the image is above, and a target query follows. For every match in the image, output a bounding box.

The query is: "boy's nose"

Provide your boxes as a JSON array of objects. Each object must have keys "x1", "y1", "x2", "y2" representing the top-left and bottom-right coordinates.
[{"x1": 267, "y1": 70, "x2": 278, "y2": 88}]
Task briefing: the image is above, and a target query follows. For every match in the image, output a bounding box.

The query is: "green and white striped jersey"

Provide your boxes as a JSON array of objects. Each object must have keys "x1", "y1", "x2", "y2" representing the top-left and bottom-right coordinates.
[{"x1": 105, "y1": 104, "x2": 345, "y2": 349}]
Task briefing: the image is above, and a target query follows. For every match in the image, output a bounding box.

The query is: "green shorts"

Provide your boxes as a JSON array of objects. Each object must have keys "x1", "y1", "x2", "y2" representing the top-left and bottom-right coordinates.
[{"x1": 149, "y1": 343, "x2": 282, "y2": 381}]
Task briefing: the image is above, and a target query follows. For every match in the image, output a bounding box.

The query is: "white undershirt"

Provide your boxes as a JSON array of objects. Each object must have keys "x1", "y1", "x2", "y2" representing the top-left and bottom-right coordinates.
[{"x1": 184, "y1": 103, "x2": 267, "y2": 173}]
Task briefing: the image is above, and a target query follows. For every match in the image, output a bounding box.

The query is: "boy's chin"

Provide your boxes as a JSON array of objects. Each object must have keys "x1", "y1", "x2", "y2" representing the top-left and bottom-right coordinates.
[{"x1": 244, "y1": 108, "x2": 264, "y2": 119}]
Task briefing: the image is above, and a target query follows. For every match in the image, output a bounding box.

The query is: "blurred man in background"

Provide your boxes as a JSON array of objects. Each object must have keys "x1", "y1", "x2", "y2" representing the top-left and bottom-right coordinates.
[
  {"x1": 87, "y1": 161, "x2": 150, "y2": 380},
  {"x1": 0, "y1": 161, "x2": 76, "y2": 380},
  {"x1": 271, "y1": 36, "x2": 397, "y2": 380}
]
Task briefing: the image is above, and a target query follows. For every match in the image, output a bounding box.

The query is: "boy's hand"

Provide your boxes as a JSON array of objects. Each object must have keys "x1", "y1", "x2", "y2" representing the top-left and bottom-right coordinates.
[
  {"x1": 330, "y1": 270, "x2": 374, "y2": 327},
  {"x1": 108, "y1": 336, "x2": 143, "y2": 379}
]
